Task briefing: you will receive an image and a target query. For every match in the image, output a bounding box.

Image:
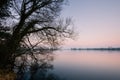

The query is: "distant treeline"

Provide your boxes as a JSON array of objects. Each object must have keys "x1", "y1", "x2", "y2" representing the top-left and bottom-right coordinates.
[{"x1": 71, "y1": 47, "x2": 120, "y2": 51}]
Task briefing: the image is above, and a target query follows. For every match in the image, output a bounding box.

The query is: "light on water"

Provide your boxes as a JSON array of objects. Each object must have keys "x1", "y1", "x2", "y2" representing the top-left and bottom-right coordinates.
[
  {"x1": 9, "y1": 50, "x2": 120, "y2": 80},
  {"x1": 52, "y1": 50, "x2": 120, "y2": 80}
]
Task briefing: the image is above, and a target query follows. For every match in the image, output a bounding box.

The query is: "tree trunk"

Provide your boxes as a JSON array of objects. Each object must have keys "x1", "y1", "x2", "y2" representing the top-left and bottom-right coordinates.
[
  {"x1": 0, "y1": 34, "x2": 22, "y2": 70},
  {"x1": 0, "y1": 44, "x2": 14, "y2": 71}
]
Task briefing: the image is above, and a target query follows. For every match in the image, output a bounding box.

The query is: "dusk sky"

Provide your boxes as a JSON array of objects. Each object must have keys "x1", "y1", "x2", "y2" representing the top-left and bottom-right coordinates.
[{"x1": 61, "y1": 0, "x2": 120, "y2": 48}]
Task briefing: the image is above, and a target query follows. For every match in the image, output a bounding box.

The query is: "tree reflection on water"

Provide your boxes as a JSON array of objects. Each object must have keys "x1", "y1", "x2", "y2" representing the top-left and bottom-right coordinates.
[{"x1": 13, "y1": 50, "x2": 63, "y2": 80}]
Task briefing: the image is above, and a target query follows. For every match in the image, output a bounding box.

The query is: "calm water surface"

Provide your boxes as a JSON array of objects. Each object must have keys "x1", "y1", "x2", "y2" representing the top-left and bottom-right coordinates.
[
  {"x1": 52, "y1": 50, "x2": 120, "y2": 80},
  {"x1": 15, "y1": 50, "x2": 120, "y2": 80}
]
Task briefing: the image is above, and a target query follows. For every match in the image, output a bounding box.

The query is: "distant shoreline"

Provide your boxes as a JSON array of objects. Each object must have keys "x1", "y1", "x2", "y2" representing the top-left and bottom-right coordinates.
[{"x1": 70, "y1": 47, "x2": 120, "y2": 51}]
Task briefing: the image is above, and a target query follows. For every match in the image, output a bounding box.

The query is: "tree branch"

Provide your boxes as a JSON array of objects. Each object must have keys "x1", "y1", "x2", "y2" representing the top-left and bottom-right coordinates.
[{"x1": 27, "y1": 27, "x2": 58, "y2": 34}]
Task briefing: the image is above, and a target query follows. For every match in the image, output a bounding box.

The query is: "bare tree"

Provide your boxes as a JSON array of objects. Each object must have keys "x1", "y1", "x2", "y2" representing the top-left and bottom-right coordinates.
[
  {"x1": 0, "y1": 0, "x2": 12, "y2": 18},
  {"x1": 0, "y1": 0, "x2": 74, "y2": 70}
]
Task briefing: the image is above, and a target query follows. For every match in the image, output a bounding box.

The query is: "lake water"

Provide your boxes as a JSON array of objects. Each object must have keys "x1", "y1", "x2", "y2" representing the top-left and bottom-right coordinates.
[
  {"x1": 16, "y1": 50, "x2": 120, "y2": 80},
  {"x1": 52, "y1": 50, "x2": 120, "y2": 80}
]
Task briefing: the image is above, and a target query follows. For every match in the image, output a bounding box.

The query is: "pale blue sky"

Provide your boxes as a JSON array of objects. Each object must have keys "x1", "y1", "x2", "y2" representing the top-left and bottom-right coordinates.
[{"x1": 61, "y1": 0, "x2": 120, "y2": 48}]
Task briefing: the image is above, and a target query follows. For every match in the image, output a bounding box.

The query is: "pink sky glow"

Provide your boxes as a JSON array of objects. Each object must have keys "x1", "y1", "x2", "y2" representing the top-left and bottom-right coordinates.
[{"x1": 61, "y1": 0, "x2": 120, "y2": 48}]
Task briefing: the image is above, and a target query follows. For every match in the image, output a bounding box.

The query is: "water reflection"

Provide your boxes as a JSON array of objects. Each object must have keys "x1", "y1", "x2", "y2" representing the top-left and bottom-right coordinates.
[
  {"x1": 14, "y1": 51, "x2": 64, "y2": 80},
  {"x1": 1, "y1": 50, "x2": 120, "y2": 80},
  {"x1": 53, "y1": 50, "x2": 120, "y2": 80}
]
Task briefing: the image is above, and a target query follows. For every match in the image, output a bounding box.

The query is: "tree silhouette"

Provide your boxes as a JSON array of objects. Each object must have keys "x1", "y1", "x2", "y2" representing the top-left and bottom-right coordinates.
[
  {"x1": 0, "y1": 0, "x2": 73, "y2": 70},
  {"x1": 0, "y1": 0, "x2": 11, "y2": 18},
  {"x1": 15, "y1": 52, "x2": 64, "y2": 80}
]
